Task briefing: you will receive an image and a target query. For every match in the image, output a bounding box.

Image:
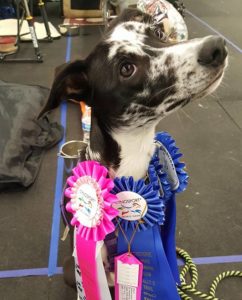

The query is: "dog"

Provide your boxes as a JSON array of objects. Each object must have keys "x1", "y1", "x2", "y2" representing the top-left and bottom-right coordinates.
[{"x1": 41, "y1": 8, "x2": 228, "y2": 298}]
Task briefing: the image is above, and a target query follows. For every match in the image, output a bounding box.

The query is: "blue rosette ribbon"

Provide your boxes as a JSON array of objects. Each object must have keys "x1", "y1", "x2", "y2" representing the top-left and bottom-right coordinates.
[
  {"x1": 113, "y1": 176, "x2": 180, "y2": 300},
  {"x1": 150, "y1": 131, "x2": 189, "y2": 284},
  {"x1": 113, "y1": 176, "x2": 163, "y2": 231}
]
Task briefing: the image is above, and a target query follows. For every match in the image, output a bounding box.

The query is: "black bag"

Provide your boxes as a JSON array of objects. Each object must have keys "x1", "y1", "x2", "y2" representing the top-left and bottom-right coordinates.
[{"x1": 0, "y1": 81, "x2": 63, "y2": 191}]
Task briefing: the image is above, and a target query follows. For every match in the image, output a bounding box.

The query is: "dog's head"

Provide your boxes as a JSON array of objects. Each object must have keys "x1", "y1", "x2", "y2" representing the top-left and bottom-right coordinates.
[{"x1": 42, "y1": 9, "x2": 227, "y2": 130}]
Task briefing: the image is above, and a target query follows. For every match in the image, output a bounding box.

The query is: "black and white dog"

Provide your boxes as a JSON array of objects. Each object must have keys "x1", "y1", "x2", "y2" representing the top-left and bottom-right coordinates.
[{"x1": 41, "y1": 8, "x2": 227, "y2": 297}]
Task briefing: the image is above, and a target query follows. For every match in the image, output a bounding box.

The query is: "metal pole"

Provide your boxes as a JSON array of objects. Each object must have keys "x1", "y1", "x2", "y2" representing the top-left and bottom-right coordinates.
[
  {"x1": 38, "y1": 0, "x2": 53, "y2": 41},
  {"x1": 22, "y1": 0, "x2": 43, "y2": 61}
]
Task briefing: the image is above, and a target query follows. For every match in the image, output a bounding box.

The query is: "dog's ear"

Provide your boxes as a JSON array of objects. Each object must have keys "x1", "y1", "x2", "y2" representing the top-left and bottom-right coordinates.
[
  {"x1": 39, "y1": 60, "x2": 90, "y2": 117},
  {"x1": 108, "y1": 8, "x2": 152, "y2": 31}
]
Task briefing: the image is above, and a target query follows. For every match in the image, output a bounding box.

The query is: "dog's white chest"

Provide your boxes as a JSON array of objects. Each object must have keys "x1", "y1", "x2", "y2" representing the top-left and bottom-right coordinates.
[{"x1": 112, "y1": 128, "x2": 155, "y2": 180}]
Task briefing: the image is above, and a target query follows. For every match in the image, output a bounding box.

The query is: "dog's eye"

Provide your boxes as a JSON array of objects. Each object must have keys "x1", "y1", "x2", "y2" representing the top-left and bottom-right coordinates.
[
  {"x1": 120, "y1": 63, "x2": 136, "y2": 78},
  {"x1": 153, "y1": 28, "x2": 168, "y2": 42}
]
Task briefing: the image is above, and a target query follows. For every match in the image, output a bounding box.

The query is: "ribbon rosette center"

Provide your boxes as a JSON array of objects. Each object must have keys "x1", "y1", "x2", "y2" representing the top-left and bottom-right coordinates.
[
  {"x1": 113, "y1": 191, "x2": 148, "y2": 222},
  {"x1": 71, "y1": 176, "x2": 103, "y2": 228}
]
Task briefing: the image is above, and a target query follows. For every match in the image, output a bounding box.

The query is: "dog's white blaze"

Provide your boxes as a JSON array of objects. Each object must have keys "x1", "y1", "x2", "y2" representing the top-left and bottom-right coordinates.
[
  {"x1": 108, "y1": 41, "x2": 145, "y2": 60},
  {"x1": 112, "y1": 126, "x2": 156, "y2": 180},
  {"x1": 108, "y1": 22, "x2": 146, "y2": 59},
  {"x1": 110, "y1": 25, "x2": 138, "y2": 43}
]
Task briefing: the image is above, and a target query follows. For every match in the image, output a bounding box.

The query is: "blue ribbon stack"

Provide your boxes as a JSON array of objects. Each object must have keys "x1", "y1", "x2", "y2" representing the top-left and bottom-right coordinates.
[{"x1": 112, "y1": 132, "x2": 189, "y2": 300}]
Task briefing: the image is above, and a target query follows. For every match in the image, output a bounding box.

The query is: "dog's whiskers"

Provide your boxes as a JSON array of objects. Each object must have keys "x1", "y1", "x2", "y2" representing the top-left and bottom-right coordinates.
[
  {"x1": 149, "y1": 83, "x2": 177, "y2": 102},
  {"x1": 176, "y1": 111, "x2": 185, "y2": 129},
  {"x1": 219, "y1": 80, "x2": 228, "y2": 88},
  {"x1": 209, "y1": 92, "x2": 221, "y2": 101},
  {"x1": 180, "y1": 108, "x2": 196, "y2": 123}
]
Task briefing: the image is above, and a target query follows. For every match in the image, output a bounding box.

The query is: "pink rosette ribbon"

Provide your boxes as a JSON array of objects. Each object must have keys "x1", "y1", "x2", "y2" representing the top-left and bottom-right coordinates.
[{"x1": 65, "y1": 161, "x2": 118, "y2": 300}]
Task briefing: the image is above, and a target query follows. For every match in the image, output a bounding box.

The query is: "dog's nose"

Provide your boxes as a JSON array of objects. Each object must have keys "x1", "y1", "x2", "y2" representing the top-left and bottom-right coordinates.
[{"x1": 198, "y1": 36, "x2": 227, "y2": 67}]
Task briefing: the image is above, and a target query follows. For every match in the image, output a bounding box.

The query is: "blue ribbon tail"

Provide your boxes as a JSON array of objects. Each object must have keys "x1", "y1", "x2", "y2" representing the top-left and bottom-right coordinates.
[
  {"x1": 161, "y1": 194, "x2": 180, "y2": 284},
  {"x1": 117, "y1": 225, "x2": 180, "y2": 300}
]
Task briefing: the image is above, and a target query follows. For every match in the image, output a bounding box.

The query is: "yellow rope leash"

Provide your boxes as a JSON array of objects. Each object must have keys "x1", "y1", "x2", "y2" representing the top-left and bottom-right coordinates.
[{"x1": 176, "y1": 247, "x2": 242, "y2": 300}]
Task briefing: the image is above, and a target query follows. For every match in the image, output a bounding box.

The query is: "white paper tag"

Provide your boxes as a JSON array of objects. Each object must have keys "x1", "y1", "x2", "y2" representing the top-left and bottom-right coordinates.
[
  {"x1": 115, "y1": 253, "x2": 143, "y2": 300},
  {"x1": 117, "y1": 261, "x2": 139, "y2": 287},
  {"x1": 119, "y1": 284, "x2": 137, "y2": 300}
]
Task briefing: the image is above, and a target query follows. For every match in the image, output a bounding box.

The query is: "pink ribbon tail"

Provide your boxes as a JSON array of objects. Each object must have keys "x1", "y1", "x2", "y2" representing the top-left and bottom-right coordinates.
[{"x1": 76, "y1": 233, "x2": 100, "y2": 300}]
